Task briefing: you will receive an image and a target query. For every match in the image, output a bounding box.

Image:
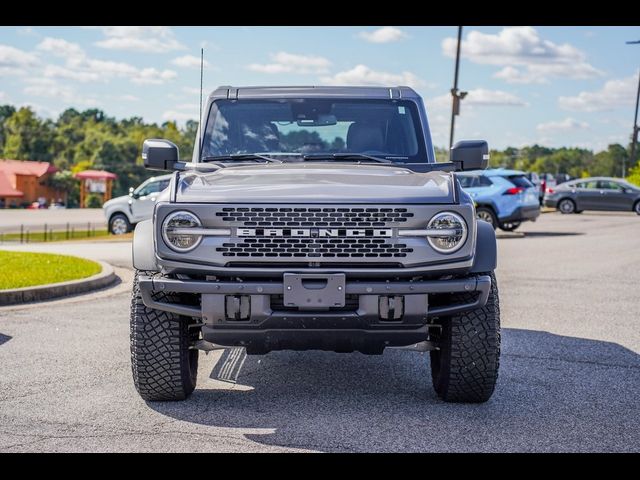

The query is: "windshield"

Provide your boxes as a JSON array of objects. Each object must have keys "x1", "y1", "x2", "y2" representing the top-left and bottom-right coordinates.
[{"x1": 200, "y1": 98, "x2": 427, "y2": 162}]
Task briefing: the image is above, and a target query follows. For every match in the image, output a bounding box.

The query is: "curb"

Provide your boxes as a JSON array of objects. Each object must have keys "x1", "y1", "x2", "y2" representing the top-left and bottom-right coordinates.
[{"x1": 0, "y1": 260, "x2": 117, "y2": 306}]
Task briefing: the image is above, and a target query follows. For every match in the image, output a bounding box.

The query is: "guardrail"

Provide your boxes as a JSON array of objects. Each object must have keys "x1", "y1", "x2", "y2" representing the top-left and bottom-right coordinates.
[{"x1": 0, "y1": 222, "x2": 109, "y2": 244}]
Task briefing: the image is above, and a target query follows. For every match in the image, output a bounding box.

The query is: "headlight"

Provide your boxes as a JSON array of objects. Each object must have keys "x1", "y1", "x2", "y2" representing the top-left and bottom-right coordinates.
[
  {"x1": 426, "y1": 212, "x2": 468, "y2": 254},
  {"x1": 162, "y1": 211, "x2": 203, "y2": 252}
]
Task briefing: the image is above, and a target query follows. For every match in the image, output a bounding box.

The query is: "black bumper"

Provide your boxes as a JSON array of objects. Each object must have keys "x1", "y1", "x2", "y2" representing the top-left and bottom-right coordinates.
[
  {"x1": 138, "y1": 274, "x2": 491, "y2": 354},
  {"x1": 499, "y1": 205, "x2": 541, "y2": 223}
]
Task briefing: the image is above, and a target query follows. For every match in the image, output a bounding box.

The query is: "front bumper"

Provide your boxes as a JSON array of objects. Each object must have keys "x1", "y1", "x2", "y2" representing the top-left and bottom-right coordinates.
[
  {"x1": 138, "y1": 273, "x2": 492, "y2": 354},
  {"x1": 498, "y1": 205, "x2": 540, "y2": 223}
]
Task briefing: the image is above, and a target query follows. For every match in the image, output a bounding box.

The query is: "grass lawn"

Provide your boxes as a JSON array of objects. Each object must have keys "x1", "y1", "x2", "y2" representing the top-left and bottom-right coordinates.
[
  {"x1": 0, "y1": 229, "x2": 109, "y2": 243},
  {"x1": 0, "y1": 250, "x2": 102, "y2": 290}
]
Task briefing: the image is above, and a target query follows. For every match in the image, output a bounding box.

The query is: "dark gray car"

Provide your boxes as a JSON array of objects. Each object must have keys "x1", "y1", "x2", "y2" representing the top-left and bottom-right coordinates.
[{"x1": 544, "y1": 176, "x2": 640, "y2": 214}]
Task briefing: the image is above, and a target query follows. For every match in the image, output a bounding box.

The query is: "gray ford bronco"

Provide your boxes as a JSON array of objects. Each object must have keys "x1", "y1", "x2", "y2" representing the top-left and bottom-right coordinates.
[{"x1": 131, "y1": 86, "x2": 499, "y2": 403}]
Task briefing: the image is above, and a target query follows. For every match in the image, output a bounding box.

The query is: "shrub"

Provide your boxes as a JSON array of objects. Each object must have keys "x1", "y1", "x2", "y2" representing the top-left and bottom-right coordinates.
[{"x1": 85, "y1": 194, "x2": 103, "y2": 208}]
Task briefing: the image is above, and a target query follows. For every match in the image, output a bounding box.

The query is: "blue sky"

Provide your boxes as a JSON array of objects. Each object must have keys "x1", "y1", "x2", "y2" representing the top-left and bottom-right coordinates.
[{"x1": 1, "y1": 26, "x2": 639, "y2": 151}]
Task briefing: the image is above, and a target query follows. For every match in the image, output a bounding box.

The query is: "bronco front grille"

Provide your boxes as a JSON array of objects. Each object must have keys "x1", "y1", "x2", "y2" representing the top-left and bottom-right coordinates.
[
  {"x1": 215, "y1": 207, "x2": 414, "y2": 228},
  {"x1": 216, "y1": 238, "x2": 413, "y2": 258}
]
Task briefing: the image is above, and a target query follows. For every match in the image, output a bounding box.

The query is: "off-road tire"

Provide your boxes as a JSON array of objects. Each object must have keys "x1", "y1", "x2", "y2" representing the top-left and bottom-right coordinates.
[
  {"x1": 130, "y1": 271, "x2": 198, "y2": 401},
  {"x1": 430, "y1": 271, "x2": 500, "y2": 403}
]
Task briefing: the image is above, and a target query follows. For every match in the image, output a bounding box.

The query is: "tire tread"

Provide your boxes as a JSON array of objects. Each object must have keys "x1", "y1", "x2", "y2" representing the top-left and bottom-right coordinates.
[{"x1": 130, "y1": 271, "x2": 197, "y2": 401}]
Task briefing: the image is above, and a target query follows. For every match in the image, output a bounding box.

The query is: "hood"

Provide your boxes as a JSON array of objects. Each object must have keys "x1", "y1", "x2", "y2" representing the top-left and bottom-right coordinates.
[
  {"x1": 175, "y1": 163, "x2": 455, "y2": 204},
  {"x1": 103, "y1": 194, "x2": 130, "y2": 207}
]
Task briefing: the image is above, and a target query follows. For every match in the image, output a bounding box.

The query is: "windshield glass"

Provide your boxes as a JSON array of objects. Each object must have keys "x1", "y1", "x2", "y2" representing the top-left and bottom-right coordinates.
[{"x1": 201, "y1": 98, "x2": 427, "y2": 162}]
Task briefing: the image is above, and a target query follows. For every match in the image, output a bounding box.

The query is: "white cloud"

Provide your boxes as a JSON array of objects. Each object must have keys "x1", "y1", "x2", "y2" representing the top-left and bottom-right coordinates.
[
  {"x1": 37, "y1": 37, "x2": 85, "y2": 61},
  {"x1": 131, "y1": 67, "x2": 178, "y2": 85},
  {"x1": 119, "y1": 94, "x2": 140, "y2": 102},
  {"x1": 462, "y1": 88, "x2": 528, "y2": 107},
  {"x1": 493, "y1": 66, "x2": 547, "y2": 84},
  {"x1": 171, "y1": 55, "x2": 210, "y2": 69},
  {"x1": 320, "y1": 64, "x2": 425, "y2": 88},
  {"x1": 90, "y1": 26, "x2": 185, "y2": 53},
  {"x1": 43, "y1": 64, "x2": 101, "y2": 82},
  {"x1": 559, "y1": 73, "x2": 638, "y2": 112},
  {"x1": 358, "y1": 27, "x2": 407, "y2": 44},
  {"x1": 0, "y1": 44, "x2": 37, "y2": 70},
  {"x1": 174, "y1": 103, "x2": 199, "y2": 111},
  {"x1": 536, "y1": 117, "x2": 590, "y2": 133},
  {"x1": 162, "y1": 110, "x2": 196, "y2": 122},
  {"x1": 30, "y1": 37, "x2": 178, "y2": 86},
  {"x1": 247, "y1": 52, "x2": 331, "y2": 74},
  {"x1": 182, "y1": 86, "x2": 201, "y2": 95},
  {"x1": 443, "y1": 26, "x2": 602, "y2": 83},
  {"x1": 23, "y1": 78, "x2": 99, "y2": 106}
]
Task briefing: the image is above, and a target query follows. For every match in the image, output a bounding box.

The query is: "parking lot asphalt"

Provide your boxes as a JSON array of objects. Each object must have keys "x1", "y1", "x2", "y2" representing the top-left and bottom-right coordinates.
[
  {"x1": 0, "y1": 208, "x2": 106, "y2": 232},
  {"x1": 0, "y1": 211, "x2": 639, "y2": 452}
]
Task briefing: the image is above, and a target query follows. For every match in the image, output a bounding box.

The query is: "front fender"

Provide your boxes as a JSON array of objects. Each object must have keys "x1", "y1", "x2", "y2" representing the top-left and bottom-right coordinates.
[
  {"x1": 132, "y1": 220, "x2": 158, "y2": 271},
  {"x1": 470, "y1": 219, "x2": 497, "y2": 273}
]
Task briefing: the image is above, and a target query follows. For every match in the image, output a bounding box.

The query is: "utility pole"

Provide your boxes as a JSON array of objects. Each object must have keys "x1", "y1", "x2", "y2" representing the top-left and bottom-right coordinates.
[
  {"x1": 449, "y1": 26, "x2": 468, "y2": 155},
  {"x1": 626, "y1": 40, "x2": 640, "y2": 178}
]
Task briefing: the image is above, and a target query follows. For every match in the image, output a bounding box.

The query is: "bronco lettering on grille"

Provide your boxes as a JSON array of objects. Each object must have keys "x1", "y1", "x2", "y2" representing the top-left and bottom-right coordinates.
[{"x1": 237, "y1": 228, "x2": 393, "y2": 238}]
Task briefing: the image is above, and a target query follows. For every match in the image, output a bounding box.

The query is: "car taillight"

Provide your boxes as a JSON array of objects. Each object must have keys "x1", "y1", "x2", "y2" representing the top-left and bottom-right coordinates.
[
  {"x1": 546, "y1": 187, "x2": 555, "y2": 194},
  {"x1": 504, "y1": 187, "x2": 525, "y2": 195}
]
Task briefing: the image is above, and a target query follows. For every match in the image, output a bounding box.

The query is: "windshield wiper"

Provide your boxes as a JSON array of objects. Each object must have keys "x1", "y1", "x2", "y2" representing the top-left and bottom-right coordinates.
[
  {"x1": 201, "y1": 154, "x2": 283, "y2": 164},
  {"x1": 302, "y1": 153, "x2": 393, "y2": 164}
]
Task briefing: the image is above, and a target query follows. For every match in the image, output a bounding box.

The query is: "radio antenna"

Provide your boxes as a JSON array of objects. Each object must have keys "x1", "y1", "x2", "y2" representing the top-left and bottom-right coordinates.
[{"x1": 199, "y1": 47, "x2": 204, "y2": 161}]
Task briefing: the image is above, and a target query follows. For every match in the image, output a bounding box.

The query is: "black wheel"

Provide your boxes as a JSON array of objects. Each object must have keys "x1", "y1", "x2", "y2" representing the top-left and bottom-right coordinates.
[
  {"x1": 109, "y1": 213, "x2": 131, "y2": 235},
  {"x1": 498, "y1": 221, "x2": 521, "y2": 232},
  {"x1": 430, "y1": 272, "x2": 500, "y2": 403},
  {"x1": 476, "y1": 207, "x2": 497, "y2": 229},
  {"x1": 634, "y1": 200, "x2": 640, "y2": 215},
  {"x1": 558, "y1": 198, "x2": 576, "y2": 214},
  {"x1": 130, "y1": 271, "x2": 199, "y2": 401}
]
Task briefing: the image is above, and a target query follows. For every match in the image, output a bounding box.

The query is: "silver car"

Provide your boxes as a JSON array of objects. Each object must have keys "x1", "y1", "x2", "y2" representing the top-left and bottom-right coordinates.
[
  {"x1": 103, "y1": 174, "x2": 172, "y2": 234},
  {"x1": 544, "y1": 177, "x2": 640, "y2": 215}
]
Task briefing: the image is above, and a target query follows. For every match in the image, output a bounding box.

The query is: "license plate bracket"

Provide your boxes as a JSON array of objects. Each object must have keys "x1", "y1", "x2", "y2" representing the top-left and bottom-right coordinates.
[{"x1": 283, "y1": 273, "x2": 346, "y2": 309}]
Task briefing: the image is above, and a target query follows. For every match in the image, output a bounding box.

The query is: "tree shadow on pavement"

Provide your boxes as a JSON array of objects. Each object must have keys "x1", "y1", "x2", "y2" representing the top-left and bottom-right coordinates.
[{"x1": 149, "y1": 328, "x2": 640, "y2": 452}]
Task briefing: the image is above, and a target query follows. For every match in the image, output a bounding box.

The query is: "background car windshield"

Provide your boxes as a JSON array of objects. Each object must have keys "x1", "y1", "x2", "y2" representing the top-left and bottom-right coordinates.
[{"x1": 201, "y1": 99, "x2": 426, "y2": 161}]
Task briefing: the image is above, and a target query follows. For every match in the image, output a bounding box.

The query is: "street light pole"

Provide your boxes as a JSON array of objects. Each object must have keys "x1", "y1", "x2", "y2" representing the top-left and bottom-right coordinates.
[
  {"x1": 626, "y1": 40, "x2": 640, "y2": 178},
  {"x1": 449, "y1": 26, "x2": 467, "y2": 154}
]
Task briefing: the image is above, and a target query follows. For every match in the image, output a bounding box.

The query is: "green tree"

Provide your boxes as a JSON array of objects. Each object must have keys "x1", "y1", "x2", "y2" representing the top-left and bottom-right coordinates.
[
  {"x1": 0, "y1": 104, "x2": 17, "y2": 154},
  {"x1": 627, "y1": 162, "x2": 640, "y2": 187},
  {"x1": 2, "y1": 107, "x2": 54, "y2": 161}
]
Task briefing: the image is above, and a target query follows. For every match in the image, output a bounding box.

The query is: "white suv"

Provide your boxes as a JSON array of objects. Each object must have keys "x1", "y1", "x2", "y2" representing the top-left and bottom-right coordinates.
[{"x1": 103, "y1": 174, "x2": 172, "y2": 234}]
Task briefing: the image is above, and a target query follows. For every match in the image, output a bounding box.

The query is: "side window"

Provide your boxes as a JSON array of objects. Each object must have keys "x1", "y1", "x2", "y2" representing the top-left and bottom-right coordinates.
[
  {"x1": 598, "y1": 180, "x2": 622, "y2": 191},
  {"x1": 137, "y1": 181, "x2": 162, "y2": 197},
  {"x1": 507, "y1": 175, "x2": 534, "y2": 188},
  {"x1": 573, "y1": 182, "x2": 585, "y2": 189},
  {"x1": 584, "y1": 180, "x2": 599, "y2": 189},
  {"x1": 478, "y1": 176, "x2": 493, "y2": 187},
  {"x1": 157, "y1": 180, "x2": 170, "y2": 192},
  {"x1": 457, "y1": 175, "x2": 475, "y2": 188}
]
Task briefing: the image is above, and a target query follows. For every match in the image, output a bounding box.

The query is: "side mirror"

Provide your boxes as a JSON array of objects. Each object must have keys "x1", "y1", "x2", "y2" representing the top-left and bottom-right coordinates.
[
  {"x1": 142, "y1": 139, "x2": 183, "y2": 171},
  {"x1": 451, "y1": 140, "x2": 489, "y2": 172}
]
